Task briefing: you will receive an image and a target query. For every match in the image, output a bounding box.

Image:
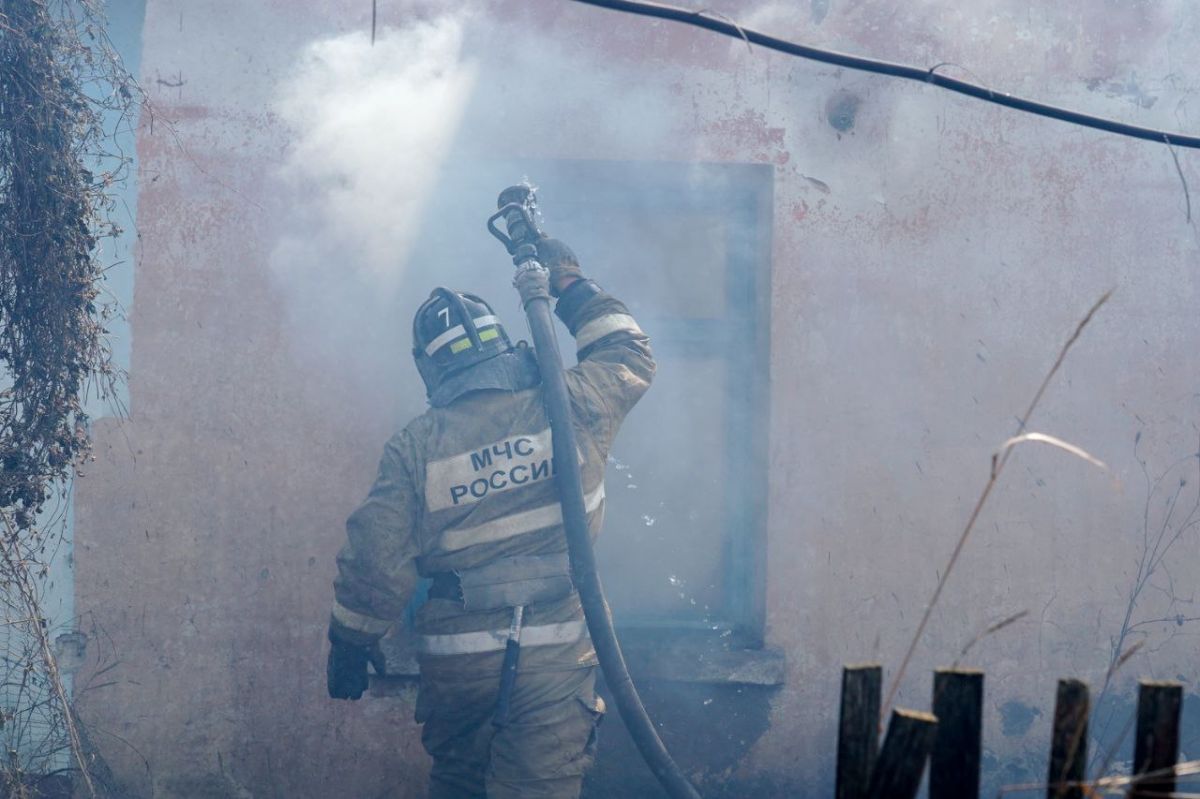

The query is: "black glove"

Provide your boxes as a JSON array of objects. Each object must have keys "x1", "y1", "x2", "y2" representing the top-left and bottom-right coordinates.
[
  {"x1": 535, "y1": 238, "x2": 584, "y2": 297},
  {"x1": 327, "y1": 636, "x2": 386, "y2": 700}
]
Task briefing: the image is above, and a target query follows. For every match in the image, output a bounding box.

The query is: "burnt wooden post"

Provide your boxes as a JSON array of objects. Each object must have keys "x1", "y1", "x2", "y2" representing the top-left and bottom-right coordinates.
[
  {"x1": 1129, "y1": 680, "x2": 1182, "y2": 799},
  {"x1": 836, "y1": 664, "x2": 882, "y2": 799},
  {"x1": 866, "y1": 709, "x2": 938, "y2": 799},
  {"x1": 1047, "y1": 678, "x2": 1089, "y2": 799},
  {"x1": 930, "y1": 668, "x2": 983, "y2": 799}
]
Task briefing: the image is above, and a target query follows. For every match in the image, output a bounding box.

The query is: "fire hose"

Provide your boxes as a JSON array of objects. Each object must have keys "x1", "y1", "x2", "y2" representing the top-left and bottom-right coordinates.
[{"x1": 487, "y1": 186, "x2": 701, "y2": 799}]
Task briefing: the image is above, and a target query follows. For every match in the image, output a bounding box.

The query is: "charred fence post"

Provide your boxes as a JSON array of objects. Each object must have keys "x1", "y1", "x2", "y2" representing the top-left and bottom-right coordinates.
[
  {"x1": 930, "y1": 668, "x2": 983, "y2": 799},
  {"x1": 1047, "y1": 679, "x2": 1088, "y2": 799},
  {"x1": 1129, "y1": 680, "x2": 1182, "y2": 799},
  {"x1": 866, "y1": 709, "x2": 938, "y2": 799},
  {"x1": 836, "y1": 664, "x2": 882, "y2": 799}
]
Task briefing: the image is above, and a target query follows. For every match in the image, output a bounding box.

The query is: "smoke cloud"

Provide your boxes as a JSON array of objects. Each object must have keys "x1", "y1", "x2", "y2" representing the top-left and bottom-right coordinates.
[
  {"x1": 269, "y1": 14, "x2": 476, "y2": 373},
  {"x1": 268, "y1": 9, "x2": 699, "y2": 386}
]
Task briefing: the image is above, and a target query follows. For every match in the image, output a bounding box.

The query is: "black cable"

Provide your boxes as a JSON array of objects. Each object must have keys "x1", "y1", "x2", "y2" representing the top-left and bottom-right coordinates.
[{"x1": 569, "y1": 0, "x2": 1200, "y2": 150}]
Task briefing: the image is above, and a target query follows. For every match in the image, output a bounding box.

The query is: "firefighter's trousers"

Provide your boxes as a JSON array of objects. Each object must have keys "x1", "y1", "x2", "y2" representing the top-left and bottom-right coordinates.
[{"x1": 417, "y1": 665, "x2": 604, "y2": 799}]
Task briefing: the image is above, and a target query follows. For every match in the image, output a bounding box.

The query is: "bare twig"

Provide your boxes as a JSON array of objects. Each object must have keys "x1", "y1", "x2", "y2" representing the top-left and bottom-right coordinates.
[
  {"x1": 0, "y1": 510, "x2": 95, "y2": 798},
  {"x1": 998, "y1": 757, "x2": 1200, "y2": 795},
  {"x1": 1091, "y1": 430, "x2": 1200, "y2": 768},
  {"x1": 1166, "y1": 136, "x2": 1191, "y2": 222}
]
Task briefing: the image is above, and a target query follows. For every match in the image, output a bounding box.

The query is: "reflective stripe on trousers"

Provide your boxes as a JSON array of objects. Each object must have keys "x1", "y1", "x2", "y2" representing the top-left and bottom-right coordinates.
[{"x1": 419, "y1": 619, "x2": 588, "y2": 656}]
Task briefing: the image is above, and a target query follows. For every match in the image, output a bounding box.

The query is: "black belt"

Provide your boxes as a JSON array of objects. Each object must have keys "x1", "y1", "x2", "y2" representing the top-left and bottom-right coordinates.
[{"x1": 422, "y1": 553, "x2": 574, "y2": 612}]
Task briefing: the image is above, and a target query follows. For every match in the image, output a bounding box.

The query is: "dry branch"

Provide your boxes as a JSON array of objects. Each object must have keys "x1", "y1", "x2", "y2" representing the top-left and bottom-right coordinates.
[{"x1": 0, "y1": 0, "x2": 137, "y2": 794}]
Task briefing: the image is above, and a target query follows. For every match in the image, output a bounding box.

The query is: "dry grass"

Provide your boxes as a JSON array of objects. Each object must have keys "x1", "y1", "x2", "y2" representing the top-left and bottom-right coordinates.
[{"x1": 883, "y1": 290, "x2": 1114, "y2": 716}]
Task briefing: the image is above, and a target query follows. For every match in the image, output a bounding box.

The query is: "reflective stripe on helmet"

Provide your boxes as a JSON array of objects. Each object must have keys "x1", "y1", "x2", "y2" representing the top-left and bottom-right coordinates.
[
  {"x1": 331, "y1": 599, "x2": 393, "y2": 635},
  {"x1": 574, "y1": 313, "x2": 643, "y2": 351},
  {"x1": 438, "y1": 483, "x2": 605, "y2": 552},
  {"x1": 419, "y1": 619, "x2": 587, "y2": 656},
  {"x1": 424, "y1": 314, "x2": 501, "y2": 356},
  {"x1": 449, "y1": 326, "x2": 501, "y2": 354}
]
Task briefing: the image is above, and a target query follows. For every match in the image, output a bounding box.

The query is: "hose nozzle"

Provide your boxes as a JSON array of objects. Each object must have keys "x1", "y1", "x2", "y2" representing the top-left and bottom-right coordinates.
[{"x1": 487, "y1": 183, "x2": 544, "y2": 264}]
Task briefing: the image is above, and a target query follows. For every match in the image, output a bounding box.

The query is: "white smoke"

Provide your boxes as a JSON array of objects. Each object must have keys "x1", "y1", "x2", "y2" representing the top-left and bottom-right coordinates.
[
  {"x1": 269, "y1": 14, "x2": 476, "y2": 367},
  {"x1": 267, "y1": 9, "x2": 693, "y2": 383}
]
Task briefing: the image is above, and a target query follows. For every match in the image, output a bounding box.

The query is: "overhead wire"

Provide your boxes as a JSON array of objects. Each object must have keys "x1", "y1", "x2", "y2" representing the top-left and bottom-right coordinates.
[{"x1": 568, "y1": 0, "x2": 1200, "y2": 149}]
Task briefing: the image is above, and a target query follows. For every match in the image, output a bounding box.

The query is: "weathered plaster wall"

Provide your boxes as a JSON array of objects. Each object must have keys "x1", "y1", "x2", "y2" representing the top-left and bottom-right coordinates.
[{"x1": 74, "y1": 1, "x2": 1200, "y2": 796}]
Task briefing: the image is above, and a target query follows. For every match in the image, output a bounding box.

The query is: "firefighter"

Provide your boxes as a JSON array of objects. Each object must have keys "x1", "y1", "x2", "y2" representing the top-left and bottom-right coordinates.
[{"x1": 326, "y1": 237, "x2": 654, "y2": 798}]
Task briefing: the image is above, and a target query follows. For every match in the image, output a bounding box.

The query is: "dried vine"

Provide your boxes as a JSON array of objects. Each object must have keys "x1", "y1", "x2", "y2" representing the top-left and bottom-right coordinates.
[{"x1": 0, "y1": 0, "x2": 136, "y2": 794}]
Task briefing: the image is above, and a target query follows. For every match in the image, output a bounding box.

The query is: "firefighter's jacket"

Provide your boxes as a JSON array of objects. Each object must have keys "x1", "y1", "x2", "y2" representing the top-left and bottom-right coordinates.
[{"x1": 330, "y1": 283, "x2": 654, "y2": 681}]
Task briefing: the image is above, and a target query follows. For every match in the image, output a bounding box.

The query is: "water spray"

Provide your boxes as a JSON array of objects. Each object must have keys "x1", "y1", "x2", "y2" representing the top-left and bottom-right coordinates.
[{"x1": 488, "y1": 185, "x2": 701, "y2": 799}]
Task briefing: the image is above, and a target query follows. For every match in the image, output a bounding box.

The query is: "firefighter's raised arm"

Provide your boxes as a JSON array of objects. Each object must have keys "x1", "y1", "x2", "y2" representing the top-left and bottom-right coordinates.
[
  {"x1": 535, "y1": 238, "x2": 656, "y2": 448},
  {"x1": 326, "y1": 431, "x2": 421, "y2": 700}
]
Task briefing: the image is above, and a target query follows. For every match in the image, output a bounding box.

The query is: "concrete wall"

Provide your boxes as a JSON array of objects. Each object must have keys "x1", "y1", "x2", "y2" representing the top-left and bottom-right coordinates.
[{"x1": 74, "y1": 0, "x2": 1200, "y2": 795}]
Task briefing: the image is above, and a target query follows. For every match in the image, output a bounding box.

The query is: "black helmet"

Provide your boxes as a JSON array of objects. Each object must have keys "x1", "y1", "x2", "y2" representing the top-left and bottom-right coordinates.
[{"x1": 412, "y1": 288, "x2": 514, "y2": 396}]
